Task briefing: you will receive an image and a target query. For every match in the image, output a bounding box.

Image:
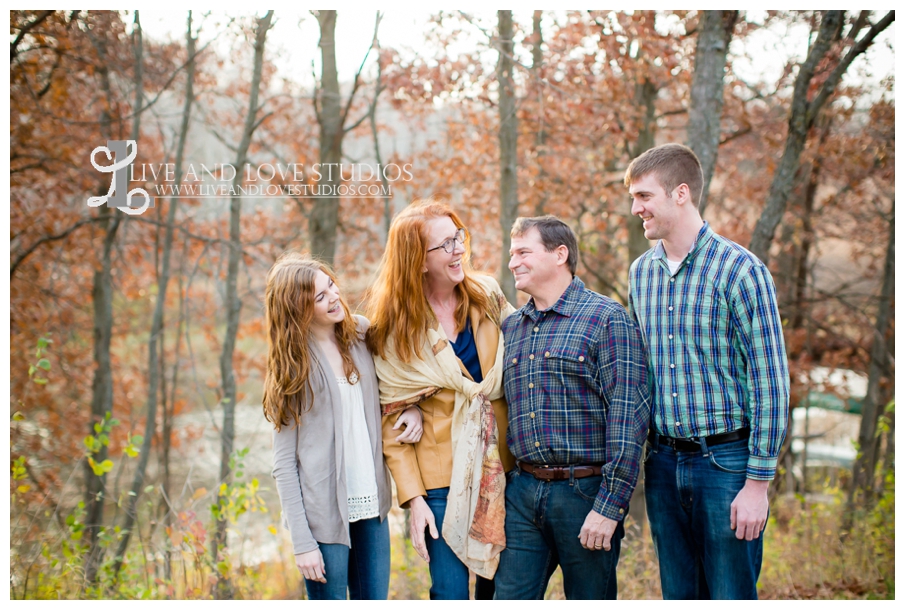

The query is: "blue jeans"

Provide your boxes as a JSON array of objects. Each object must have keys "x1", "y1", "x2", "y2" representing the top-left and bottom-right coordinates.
[
  {"x1": 494, "y1": 468, "x2": 624, "y2": 600},
  {"x1": 304, "y1": 516, "x2": 390, "y2": 600},
  {"x1": 423, "y1": 487, "x2": 470, "y2": 600},
  {"x1": 644, "y1": 437, "x2": 764, "y2": 599}
]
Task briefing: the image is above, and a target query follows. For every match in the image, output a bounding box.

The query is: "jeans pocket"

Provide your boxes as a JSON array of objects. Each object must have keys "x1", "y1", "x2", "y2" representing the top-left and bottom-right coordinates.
[
  {"x1": 643, "y1": 442, "x2": 655, "y2": 465},
  {"x1": 572, "y1": 475, "x2": 602, "y2": 503},
  {"x1": 707, "y1": 447, "x2": 748, "y2": 474}
]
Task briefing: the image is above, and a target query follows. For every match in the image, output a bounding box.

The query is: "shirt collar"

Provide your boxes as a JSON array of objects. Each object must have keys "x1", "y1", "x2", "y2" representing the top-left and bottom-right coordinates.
[
  {"x1": 652, "y1": 222, "x2": 713, "y2": 261},
  {"x1": 519, "y1": 276, "x2": 584, "y2": 320}
]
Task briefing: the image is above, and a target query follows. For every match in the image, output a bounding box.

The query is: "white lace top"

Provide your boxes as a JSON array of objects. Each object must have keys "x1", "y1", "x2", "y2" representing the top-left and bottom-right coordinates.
[{"x1": 336, "y1": 373, "x2": 380, "y2": 522}]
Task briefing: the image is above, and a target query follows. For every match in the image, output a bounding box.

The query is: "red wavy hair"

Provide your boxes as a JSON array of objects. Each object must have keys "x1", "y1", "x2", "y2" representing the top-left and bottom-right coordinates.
[
  {"x1": 262, "y1": 252, "x2": 360, "y2": 431},
  {"x1": 365, "y1": 199, "x2": 491, "y2": 362}
]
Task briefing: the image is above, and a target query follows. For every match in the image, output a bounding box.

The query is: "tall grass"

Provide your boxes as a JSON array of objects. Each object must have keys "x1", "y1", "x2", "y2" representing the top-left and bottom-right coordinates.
[{"x1": 11, "y1": 476, "x2": 893, "y2": 599}]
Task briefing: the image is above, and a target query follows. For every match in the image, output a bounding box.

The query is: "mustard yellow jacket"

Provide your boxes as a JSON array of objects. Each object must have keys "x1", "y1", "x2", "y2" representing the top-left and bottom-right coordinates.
[{"x1": 382, "y1": 302, "x2": 516, "y2": 507}]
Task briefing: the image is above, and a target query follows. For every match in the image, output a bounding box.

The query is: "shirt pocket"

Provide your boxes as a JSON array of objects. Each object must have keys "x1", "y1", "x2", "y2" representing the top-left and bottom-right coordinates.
[
  {"x1": 680, "y1": 294, "x2": 718, "y2": 345},
  {"x1": 544, "y1": 346, "x2": 594, "y2": 388}
]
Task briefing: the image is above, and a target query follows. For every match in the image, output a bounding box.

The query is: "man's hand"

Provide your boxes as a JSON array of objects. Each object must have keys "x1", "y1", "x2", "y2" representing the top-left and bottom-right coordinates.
[
  {"x1": 578, "y1": 510, "x2": 619, "y2": 551},
  {"x1": 393, "y1": 407, "x2": 424, "y2": 443},
  {"x1": 408, "y1": 495, "x2": 439, "y2": 562},
  {"x1": 730, "y1": 478, "x2": 770, "y2": 541},
  {"x1": 295, "y1": 548, "x2": 326, "y2": 583}
]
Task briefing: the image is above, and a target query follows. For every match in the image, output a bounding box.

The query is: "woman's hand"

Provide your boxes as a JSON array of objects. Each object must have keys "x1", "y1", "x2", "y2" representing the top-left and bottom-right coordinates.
[
  {"x1": 295, "y1": 548, "x2": 326, "y2": 583},
  {"x1": 408, "y1": 495, "x2": 439, "y2": 563},
  {"x1": 393, "y1": 406, "x2": 423, "y2": 444}
]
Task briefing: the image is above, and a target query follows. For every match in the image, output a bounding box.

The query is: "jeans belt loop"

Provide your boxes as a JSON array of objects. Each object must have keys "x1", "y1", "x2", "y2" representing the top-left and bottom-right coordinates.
[
  {"x1": 698, "y1": 435, "x2": 710, "y2": 457},
  {"x1": 569, "y1": 465, "x2": 575, "y2": 485},
  {"x1": 652, "y1": 431, "x2": 661, "y2": 452}
]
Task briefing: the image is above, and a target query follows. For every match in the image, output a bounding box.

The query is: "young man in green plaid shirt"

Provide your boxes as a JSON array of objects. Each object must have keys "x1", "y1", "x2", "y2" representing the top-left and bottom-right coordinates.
[{"x1": 625, "y1": 144, "x2": 789, "y2": 599}]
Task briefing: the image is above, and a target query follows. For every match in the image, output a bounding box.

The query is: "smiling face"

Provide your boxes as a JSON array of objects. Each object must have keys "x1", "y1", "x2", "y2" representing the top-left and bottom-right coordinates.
[
  {"x1": 310, "y1": 269, "x2": 345, "y2": 331},
  {"x1": 508, "y1": 227, "x2": 567, "y2": 297},
  {"x1": 423, "y1": 215, "x2": 466, "y2": 289},
  {"x1": 629, "y1": 172, "x2": 680, "y2": 242}
]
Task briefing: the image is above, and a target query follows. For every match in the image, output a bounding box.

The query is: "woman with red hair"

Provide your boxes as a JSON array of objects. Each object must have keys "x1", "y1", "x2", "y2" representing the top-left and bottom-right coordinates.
[{"x1": 365, "y1": 200, "x2": 515, "y2": 599}]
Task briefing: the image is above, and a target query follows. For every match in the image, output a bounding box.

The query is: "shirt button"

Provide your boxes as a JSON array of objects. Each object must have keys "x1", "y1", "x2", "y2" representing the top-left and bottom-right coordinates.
[
  {"x1": 670, "y1": 363, "x2": 675, "y2": 369},
  {"x1": 512, "y1": 358, "x2": 518, "y2": 364},
  {"x1": 578, "y1": 356, "x2": 585, "y2": 362},
  {"x1": 533, "y1": 327, "x2": 539, "y2": 332},
  {"x1": 535, "y1": 441, "x2": 540, "y2": 447},
  {"x1": 668, "y1": 306, "x2": 674, "y2": 312},
  {"x1": 672, "y1": 392, "x2": 678, "y2": 398},
  {"x1": 619, "y1": 508, "x2": 625, "y2": 515},
  {"x1": 530, "y1": 412, "x2": 535, "y2": 419},
  {"x1": 668, "y1": 334, "x2": 674, "y2": 340},
  {"x1": 529, "y1": 354, "x2": 535, "y2": 360},
  {"x1": 545, "y1": 351, "x2": 550, "y2": 358},
  {"x1": 528, "y1": 382, "x2": 535, "y2": 389},
  {"x1": 670, "y1": 278, "x2": 675, "y2": 283}
]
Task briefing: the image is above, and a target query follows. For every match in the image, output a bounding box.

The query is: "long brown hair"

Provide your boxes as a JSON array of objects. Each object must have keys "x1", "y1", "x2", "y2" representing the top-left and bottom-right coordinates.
[
  {"x1": 365, "y1": 199, "x2": 491, "y2": 362},
  {"x1": 263, "y1": 253, "x2": 361, "y2": 431}
]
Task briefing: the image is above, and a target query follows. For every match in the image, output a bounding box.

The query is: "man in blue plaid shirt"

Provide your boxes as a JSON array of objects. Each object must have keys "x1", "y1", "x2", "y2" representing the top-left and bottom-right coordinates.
[
  {"x1": 494, "y1": 216, "x2": 651, "y2": 600},
  {"x1": 626, "y1": 144, "x2": 790, "y2": 599}
]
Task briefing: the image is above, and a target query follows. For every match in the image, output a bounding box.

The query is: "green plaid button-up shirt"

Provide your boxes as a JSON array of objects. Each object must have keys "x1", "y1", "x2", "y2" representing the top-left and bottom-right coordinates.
[{"x1": 628, "y1": 223, "x2": 789, "y2": 480}]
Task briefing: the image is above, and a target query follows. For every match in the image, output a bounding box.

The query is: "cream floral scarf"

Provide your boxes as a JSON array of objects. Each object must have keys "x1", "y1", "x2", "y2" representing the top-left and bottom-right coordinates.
[{"x1": 375, "y1": 276, "x2": 508, "y2": 578}]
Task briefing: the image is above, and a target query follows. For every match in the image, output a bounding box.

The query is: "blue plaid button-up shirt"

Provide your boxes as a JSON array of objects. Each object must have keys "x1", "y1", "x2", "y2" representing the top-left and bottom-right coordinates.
[
  {"x1": 502, "y1": 277, "x2": 651, "y2": 521},
  {"x1": 628, "y1": 223, "x2": 790, "y2": 480}
]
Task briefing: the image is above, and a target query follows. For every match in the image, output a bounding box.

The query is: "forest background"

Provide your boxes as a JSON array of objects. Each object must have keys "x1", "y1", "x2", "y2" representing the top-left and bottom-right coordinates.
[{"x1": 7, "y1": 8, "x2": 896, "y2": 600}]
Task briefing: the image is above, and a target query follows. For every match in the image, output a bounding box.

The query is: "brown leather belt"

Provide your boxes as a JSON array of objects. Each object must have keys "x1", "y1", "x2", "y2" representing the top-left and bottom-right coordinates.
[{"x1": 518, "y1": 461, "x2": 602, "y2": 481}]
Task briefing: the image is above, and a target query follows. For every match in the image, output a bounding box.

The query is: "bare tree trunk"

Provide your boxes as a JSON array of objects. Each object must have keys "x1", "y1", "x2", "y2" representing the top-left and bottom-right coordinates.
[
  {"x1": 498, "y1": 10, "x2": 518, "y2": 302},
  {"x1": 531, "y1": 10, "x2": 548, "y2": 218},
  {"x1": 846, "y1": 209, "x2": 894, "y2": 520},
  {"x1": 130, "y1": 10, "x2": 143, "y2": 144},
  {"x1": 160, "y1": 254, "x2": 187, "y2": 584},
  {"x1": 749, "y1": 10, "x2": 894, "y2": 263},
  {"x1": 311, "y1": 10, "x2": 342, "y2": 264},
  {"x1": 627, "y1": 78, "x2": 656, "y2": 266},
  {"x1": 83, "y1": 15, "x2": 120, "y2": 585},
  {"x1": 686, "y1": 10, "x2": 737, "y2": 215},
  {"x1": 880, "y1": 408, "x2": 894, "y2": 489},
  {"x1": 364, "y1": 13, "x2": 392, "y2": 242},
  {"x1": 111, "y1": 10, "x2": 196, "y2": 580},
  {"x1": 788, "y1": 120, "x2": 831, "y2": 329},
  {"x1": 213, "y1": 11, "x2": 273, "y2": 599}
]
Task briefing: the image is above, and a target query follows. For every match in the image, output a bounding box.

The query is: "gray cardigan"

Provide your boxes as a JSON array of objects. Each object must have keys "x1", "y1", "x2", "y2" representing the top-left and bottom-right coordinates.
[{"x1": 271, "y1": 315, "x2": 391, "y2": 554}]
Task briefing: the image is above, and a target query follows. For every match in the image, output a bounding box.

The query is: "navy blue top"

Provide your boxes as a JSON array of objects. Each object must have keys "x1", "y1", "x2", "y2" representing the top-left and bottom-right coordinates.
[{"x1": 450, "y1": 318, "x2": 483, "y2": 383}]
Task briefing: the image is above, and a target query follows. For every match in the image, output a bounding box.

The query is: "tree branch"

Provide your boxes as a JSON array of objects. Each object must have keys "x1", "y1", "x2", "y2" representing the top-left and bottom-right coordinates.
[
  {"x1": 808, "y1": 11, "x2": 895, "y2": 126},
  {"x1": 10, "y1": 10, "x2": 54, "y2": 63}
]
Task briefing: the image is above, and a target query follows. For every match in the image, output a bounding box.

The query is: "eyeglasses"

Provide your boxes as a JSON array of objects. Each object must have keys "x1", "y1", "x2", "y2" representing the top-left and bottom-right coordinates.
[{"x1": 427, "y1": 227, "x2": 467, "y2": 254}]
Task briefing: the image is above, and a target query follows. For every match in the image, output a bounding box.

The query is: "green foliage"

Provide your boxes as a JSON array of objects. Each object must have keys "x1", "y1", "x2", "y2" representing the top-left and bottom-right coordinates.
[
  {"x1": 210, "y1": 448, "x2": 267, "y2": 525},
  {"x1": 12, "y1": 456, "x2": 30, "y2": 494},
  {"x1": 27, "y1": 334, "x2": 53, "y2": 384}
]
